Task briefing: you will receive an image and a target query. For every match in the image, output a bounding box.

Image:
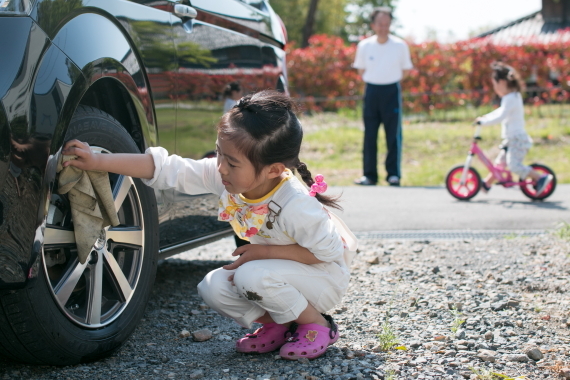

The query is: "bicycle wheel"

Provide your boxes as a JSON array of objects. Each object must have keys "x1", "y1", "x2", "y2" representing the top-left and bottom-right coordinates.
[
  {"x1": 520, "y1": 163, "x2": 557, "y2": 200},
  {"x1": 446, "y1": 165, "x2": 482, "y2": 201}
]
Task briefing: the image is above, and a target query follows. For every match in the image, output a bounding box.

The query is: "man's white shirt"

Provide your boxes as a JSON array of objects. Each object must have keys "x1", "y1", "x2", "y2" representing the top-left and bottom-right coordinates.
[{"x1": 353, "y1": 35, "x2": 413, "y2": 85}]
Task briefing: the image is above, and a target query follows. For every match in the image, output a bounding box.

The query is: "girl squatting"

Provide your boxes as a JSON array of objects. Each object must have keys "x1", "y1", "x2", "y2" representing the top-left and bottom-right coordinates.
[{"x1": 62, "y1": 90, "x2": 357, "y2": 360}]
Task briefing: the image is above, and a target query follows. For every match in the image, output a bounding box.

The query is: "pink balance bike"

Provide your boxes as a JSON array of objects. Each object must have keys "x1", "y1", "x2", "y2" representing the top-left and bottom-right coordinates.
[{"x1": 445, "y1": 123, "x2": 556, "y2": 201}]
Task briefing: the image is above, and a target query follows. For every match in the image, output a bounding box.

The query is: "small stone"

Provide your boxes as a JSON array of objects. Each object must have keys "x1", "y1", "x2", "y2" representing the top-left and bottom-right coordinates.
[
  {"x1": 189, "y1": 369, "x2": 204, "y2": 379},
  {"x1": 345, "y1": 350, "x2": 355, "y2": 359},
  {"x1": 524, "y1": 346, "x2": 543, "y2": 361},
  {"x1": 559, "y1": 367, "x2": 570, "y2": 379},
  {"x1": 477, "y1": 349, "x2": 497, "y2": 363},
  {"x1": 199, "y1": 303, "x2": 209, "y2": 310},
  {"x1": 506, "y1": 299, "x2": 519, "y2": 308},
  {"x1": 179, "y1": 329, "x2": 191, "y2": 338},
  {"x1": 491, "y1": 301, "x2": 508, "y2": 311},
  {"x1": 409, "y1": 340, "x2": 422, "y2": 348},
  {"x1": 192, "y1": 329, "x2": 213, "y2": 342},
  {"x1": 432, "y1": 266, "x2": 440, "y2": 274},
  {"x1": 503, "y1": 354, "x2": 529, "y2": 362},
  {"x1": 448, "y1": 302, "x2": 463, "y2": 311},
  {"x1": 484, "y1": 331, "x2": 493, "y2": 341},
  {"x1": 455, "y1": 329, "x2": 466, "y2": 340},
  {"x1": 515, "y1": 320, "x2": 523, "y2": 328},
  {"x1": 366, "y1": 256, "x2": 380, "y2": 264},
  {"x1": 298, "y1": 357, "x2": 310, "y2": 364}
]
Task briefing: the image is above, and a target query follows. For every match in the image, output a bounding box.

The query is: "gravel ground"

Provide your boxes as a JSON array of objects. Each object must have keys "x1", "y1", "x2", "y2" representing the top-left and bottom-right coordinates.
[{"x1": 1, "y1": 234, "x2": 570, "y2": 380}]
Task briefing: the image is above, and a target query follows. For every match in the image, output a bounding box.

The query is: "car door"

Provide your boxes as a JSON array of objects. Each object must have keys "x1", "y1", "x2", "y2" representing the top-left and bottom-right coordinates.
[{"x1": 166, "y1": 0, "x2": 284, "y2": 246}]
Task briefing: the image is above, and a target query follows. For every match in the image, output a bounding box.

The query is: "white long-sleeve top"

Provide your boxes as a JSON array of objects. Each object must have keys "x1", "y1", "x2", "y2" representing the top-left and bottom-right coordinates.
[
  {"x1": 479, "y1": 92, "x2": 528, "y2": 140},
  {"x1": 141, "y1": 147, "x2": 356, "y2": 270}
]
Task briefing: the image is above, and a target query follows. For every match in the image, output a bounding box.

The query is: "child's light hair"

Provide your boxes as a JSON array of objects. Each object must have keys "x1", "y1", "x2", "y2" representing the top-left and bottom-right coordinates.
[{"x1": 491, "y1": 61, "x2": 525, "y2": 92}]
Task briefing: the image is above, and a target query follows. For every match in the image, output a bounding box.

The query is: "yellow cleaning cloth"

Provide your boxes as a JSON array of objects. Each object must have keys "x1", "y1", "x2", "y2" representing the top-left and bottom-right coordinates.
[{"x1": 56, "y1": 155, "x2": 120, "y2": 264}]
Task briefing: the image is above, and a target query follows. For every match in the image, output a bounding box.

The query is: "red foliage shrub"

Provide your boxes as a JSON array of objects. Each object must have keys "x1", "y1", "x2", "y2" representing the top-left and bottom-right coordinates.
[{"x1": 286, "y1": 34, "x2": 570, "y2": 113}]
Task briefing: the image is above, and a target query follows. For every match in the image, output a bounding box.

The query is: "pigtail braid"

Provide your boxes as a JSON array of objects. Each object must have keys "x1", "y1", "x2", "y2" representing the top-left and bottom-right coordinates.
[{"x1": 296, "y1": 161, "x2": 342, "y2": 210}]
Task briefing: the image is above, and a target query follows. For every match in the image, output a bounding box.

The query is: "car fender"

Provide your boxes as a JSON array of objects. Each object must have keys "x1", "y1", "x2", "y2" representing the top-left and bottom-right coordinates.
[{"x1": 0, "y1": 12, "x2": 156, "y2": 289}]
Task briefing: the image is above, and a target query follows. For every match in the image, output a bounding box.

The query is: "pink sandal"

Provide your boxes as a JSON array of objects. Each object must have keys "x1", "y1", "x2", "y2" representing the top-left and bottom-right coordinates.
[
  {"x1": 279, "y1": 314, "x2": 339, "y2": 360},
  {"x1": 236, "y1": 323, "x2": 298, "y2": 353}
]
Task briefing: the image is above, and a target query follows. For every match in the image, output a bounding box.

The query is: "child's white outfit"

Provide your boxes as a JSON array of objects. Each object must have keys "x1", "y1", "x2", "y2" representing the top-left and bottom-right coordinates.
[
  {"x1": 223, "y1": 98, "x2": 237, "y2": 114},
  {"x1": 142, "y1": 147, "x2": 356, "y2": 328},
  {"x1": 478, "y1": 92, "x2": 533, "y2": 178}
]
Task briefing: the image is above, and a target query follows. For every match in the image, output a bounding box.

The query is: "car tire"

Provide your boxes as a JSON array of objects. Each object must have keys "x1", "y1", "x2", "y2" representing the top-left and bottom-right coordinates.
[{"x1": 0, "y1": 105, "x2": 159, "y2": 365}]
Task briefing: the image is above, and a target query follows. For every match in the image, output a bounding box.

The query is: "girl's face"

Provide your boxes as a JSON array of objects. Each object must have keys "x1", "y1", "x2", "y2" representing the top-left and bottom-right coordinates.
[
  {"x1": 492, "y1": 77, "x2": 510, "y2": 97},
  {"x1": 230, "y1": 89, "x2": 242, "y2": 100},
  {"x1": 216, "y1": 134, "x2": 283, "y2": 199}
]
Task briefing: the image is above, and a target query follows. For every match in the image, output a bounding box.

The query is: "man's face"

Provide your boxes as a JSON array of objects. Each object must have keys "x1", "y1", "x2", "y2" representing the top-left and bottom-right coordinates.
[{"x1": 371, "y1": 12, "x2": 391, "y2": 39}]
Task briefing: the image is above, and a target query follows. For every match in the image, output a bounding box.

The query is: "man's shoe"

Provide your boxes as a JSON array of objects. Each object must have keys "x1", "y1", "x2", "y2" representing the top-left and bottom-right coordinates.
[
  {"x1": 535, "y1": 174, "x2": 553, "y2": 196},
  {"x1": 387, "y1": 176, "x2": 400, "y2": 187},
  {"x1": 354, "y1": 176, "x2": 376, "y2": 186}
]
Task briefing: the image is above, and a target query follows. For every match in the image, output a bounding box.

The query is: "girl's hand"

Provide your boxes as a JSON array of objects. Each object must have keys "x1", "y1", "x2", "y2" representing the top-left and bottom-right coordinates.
[
  {"x1": 222, "y1": 244, "x2": 268, "y2": 272},
  {"x1": 62, "y1": 140, "x2": 100, "y2": 171}
]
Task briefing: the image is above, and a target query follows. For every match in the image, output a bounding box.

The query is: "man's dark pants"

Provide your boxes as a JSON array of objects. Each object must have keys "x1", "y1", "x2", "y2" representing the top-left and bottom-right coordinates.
[{"x1": 362, "y1": 82, "x2": 402, "y2": 184}]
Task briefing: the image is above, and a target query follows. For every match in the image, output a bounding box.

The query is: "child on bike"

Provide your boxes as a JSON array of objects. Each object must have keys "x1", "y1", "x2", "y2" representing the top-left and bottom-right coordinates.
[
  {"x1": 475, "y1": 61, "x2": 553, "y2": 196},
  {"x1": 62, "y1": 90, "x2": 357, "y2": 361}
]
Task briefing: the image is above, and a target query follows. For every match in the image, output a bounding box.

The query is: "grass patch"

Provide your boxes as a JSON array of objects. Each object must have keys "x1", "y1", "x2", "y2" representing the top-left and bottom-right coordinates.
[
  {"x1": 469, "y1": 366, "x2": 526, "y2": 380},
  {"x1": 299, "y1": 105, "x2": 570, "y2": 187},
  {"x1": 449, "y1": 306, "x2": 466, "y2": 333},
  {"x1": 376, "y1": 319, "x2": 401, "y2": 351},
  {"x1": 553, "y1": 222, "x2": 570, "y2": 241}
]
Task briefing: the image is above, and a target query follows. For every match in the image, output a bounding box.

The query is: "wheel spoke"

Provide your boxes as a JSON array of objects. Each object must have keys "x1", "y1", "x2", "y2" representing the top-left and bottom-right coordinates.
[
  {"x1": 113, "y1": 175, "x2": 133, "y2": 212},
  {"x1": 53, "y1": 257, "x2": 87, "y2": 306},
  {"x1": 103, "y1": 249, "x2": 133, "y2": 302},
  {"x1": 107, "y1": 227, "x2": 143, "y2": 247},
  {"x1": 44, "y1": 226, "x2": 75, "y2": 245},
  {"x1": 86, "y1": 254, "x2": 104, "y2": 325}
]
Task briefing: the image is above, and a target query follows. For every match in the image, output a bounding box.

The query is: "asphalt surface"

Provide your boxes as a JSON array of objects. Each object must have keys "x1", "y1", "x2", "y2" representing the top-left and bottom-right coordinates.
[{"x1": 334, "y1": 184, "x2": 570, "y2": 232}]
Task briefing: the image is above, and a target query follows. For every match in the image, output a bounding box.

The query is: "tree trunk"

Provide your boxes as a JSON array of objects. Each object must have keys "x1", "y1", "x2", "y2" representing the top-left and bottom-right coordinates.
[{"x1": 301, "y1": 0, "x2": 320, "y2": 48}]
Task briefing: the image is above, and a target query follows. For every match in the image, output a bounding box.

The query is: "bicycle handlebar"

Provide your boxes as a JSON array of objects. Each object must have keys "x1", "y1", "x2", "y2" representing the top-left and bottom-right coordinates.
[{"x1": 472, "y1": 122, "x2": 482, "y2": 139}]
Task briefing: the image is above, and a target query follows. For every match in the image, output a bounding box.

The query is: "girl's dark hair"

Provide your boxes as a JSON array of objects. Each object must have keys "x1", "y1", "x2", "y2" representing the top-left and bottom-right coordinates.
[
  {"x1": 218, "y1": 90, "x2": 341, "y2": 210},
  {"x1": 491, "y1": 61, "x2": 525, "y2": 92},
  {"x1": 223, "y1": 81, "x2": 241, "y2": 98}
]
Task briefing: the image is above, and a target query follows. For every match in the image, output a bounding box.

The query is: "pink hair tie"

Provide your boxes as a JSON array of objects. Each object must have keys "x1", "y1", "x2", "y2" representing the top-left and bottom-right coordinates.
[{"x1": 309, "y1": 174, "x2": 328, "y2": 197}]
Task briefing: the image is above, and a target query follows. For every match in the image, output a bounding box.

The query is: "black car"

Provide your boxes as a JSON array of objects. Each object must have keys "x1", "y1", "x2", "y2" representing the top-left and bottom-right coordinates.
[{"x1": 0, "y1": 0, "x2": 286, "y2": 365}]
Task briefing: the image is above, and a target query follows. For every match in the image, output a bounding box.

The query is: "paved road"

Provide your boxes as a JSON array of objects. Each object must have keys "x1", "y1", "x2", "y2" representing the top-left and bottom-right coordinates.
[{"x1": 334, "y1": 184, "x2": 570, "y2": 232}]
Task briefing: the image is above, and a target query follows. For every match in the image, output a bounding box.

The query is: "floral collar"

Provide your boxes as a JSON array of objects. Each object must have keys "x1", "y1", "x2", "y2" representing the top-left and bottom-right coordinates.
[{"x1": 218, "y1": 170, "x2": 291, "y2": 239}]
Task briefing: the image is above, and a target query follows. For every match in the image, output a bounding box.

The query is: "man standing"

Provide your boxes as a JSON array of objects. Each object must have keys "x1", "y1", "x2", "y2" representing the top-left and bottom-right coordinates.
[{"x1": 353, "y1": 7, "x2": 413, "y2": 186}]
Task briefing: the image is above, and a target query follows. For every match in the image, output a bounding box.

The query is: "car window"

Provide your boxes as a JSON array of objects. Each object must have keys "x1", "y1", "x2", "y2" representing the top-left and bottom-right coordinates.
[
  {"x1": 237, "y1": 0, "x2": 269, "y2": 14},
  {"x1": 0, "y1": 0, "x2": 36, "y2": 14}
]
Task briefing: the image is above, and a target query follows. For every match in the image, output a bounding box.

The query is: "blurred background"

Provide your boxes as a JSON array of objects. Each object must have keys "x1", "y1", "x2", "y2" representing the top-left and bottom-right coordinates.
[{"x1": 269, "y1": 0, "x2": 570, "y2": 186}]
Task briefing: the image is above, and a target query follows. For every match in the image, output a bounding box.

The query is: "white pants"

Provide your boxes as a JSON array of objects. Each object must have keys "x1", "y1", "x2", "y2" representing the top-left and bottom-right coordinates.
[
  {"x1": 496, "y1": 135, "x2": 533, "y2": 178},
  {"x1": 197, "y1": 259, "x2": 350, "y2": 328}
]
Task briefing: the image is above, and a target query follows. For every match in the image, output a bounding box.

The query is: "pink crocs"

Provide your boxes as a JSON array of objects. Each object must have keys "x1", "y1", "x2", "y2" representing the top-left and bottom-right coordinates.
[
  {"x1": 279, "y1": 314, "x2": 339, "y2": 360},
  {"x1": 236, "y1": 323, "x2": 298, "y2": 354}
]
